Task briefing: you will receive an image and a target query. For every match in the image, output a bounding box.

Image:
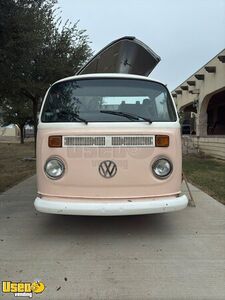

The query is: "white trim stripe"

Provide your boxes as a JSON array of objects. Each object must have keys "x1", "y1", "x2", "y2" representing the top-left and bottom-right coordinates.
[{"x1": 38, "y1": 121, "x2": 180, "y2": 130}]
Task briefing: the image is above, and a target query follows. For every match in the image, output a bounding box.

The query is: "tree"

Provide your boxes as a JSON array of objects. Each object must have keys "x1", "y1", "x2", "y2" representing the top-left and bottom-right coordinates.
[{"x1": 0, "y1": 0, "x2": 92, "y2": 145}]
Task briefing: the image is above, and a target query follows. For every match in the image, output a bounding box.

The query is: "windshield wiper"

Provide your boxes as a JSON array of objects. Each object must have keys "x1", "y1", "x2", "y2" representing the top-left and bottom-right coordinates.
[
  {"x1": 100, "y1": 110, "x2": 152, "y2": 124},
  {"x1": 58, "y1": 111, "x2": 88, "y2": 124}
]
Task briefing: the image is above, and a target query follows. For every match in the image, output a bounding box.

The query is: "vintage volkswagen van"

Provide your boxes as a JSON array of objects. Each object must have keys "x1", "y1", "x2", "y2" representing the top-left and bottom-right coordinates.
[{"x1": 34, "y1": 37, "x2": 188, "y2": 215}]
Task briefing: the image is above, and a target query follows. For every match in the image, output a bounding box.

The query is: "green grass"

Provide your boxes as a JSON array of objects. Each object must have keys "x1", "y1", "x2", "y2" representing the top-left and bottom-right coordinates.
[
  {"x1": 0, "y1": 142, "x2": 36, "y2": 193},
  {"x1": 183, "y1": 155, "x2": 225, "y2": 204}
]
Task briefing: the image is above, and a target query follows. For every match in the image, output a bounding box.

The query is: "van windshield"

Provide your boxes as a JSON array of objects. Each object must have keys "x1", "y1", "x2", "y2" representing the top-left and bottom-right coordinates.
[{"x1": 41, "y1": 78, "x2": 177, "y2": 123}]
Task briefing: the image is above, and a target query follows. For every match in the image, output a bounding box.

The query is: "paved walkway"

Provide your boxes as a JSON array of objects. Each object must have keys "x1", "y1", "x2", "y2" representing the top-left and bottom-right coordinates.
[{"x1": 0, "y1": 176, "x2": 225, "y2": 299}]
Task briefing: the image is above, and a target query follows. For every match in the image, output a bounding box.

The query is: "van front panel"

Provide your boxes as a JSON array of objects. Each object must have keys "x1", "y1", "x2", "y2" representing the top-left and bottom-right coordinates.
[{"x1": 37, "y1": 124, "x2": 182, "y2": 199}]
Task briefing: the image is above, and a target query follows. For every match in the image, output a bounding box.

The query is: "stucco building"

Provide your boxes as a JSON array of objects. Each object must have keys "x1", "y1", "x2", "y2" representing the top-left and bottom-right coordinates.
[{"x1": 172, "y1": 48, "x2": 225, "y2": 159}]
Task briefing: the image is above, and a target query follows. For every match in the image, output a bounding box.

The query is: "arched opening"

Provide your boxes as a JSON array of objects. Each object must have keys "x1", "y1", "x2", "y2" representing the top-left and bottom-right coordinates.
[
  {"x1": 198, "y1": 87, "x2": 225, "y2": 136},
  {"x1": 179, "y1": 103, "x2": 197, "y2": 135},
  {"x1": 207, "y1": 89, "x2": 225, "y2": 135}
]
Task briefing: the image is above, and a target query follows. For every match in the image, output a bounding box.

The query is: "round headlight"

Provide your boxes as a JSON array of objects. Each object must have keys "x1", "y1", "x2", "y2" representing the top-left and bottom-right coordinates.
[
  {"x1": 44, "y1": 157, "x2": 65, "y2": 179},
  {"x1": 152, "y1": 158, "x2": 172, "y2": 178}
]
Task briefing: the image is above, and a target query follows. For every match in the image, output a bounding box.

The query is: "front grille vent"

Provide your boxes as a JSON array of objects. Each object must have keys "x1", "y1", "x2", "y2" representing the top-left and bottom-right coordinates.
[
  {"x1": 63, "y1": 135, "x2": 154, "y2": 147},
  {"x1": 112, "y1": 136, "x2": 153, "y2": 146},
  {"x1": 64, "y1": 136, "x2": 105, "y2": 147}
]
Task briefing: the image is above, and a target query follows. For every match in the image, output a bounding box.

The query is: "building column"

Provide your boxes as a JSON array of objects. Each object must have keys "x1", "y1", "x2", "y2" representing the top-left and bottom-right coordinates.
[{"x1": 196, "y1": 111, "x2": 207, "y2": 136}]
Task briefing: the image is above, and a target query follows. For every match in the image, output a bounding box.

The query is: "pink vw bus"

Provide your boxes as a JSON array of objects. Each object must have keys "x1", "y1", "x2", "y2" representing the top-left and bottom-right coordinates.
[{"x1": 34, "y1": 37, "x2": 188, "y2": 215}]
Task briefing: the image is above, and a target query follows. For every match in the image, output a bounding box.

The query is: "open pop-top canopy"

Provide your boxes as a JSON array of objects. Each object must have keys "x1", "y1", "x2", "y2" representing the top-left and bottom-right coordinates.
[{"x1": 76, "y1": 36, "x2": 161, "y2": 77}]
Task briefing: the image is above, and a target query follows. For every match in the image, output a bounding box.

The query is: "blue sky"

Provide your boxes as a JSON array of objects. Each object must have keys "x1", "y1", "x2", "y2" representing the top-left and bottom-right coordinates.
[{"x1": 57, "y1": 0, "x2": 225, "y2": 90}]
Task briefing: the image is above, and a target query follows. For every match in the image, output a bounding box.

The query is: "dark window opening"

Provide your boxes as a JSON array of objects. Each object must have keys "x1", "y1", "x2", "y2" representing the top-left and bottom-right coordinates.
[{"x1": 207, "y1": 90, "x2": 225, "y2": 135}]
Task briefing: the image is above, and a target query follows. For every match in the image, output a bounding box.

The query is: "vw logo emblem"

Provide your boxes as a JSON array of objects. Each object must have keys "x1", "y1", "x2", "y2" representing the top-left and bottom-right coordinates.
[{"x1": 99, "y1": 160, "x2": 117, "y2": 178}]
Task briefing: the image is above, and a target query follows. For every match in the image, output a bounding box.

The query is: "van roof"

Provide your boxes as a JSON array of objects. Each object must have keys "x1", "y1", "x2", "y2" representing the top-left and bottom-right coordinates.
[{"x1": 53, "y1": 73, "x2": 165, "y2": 86}]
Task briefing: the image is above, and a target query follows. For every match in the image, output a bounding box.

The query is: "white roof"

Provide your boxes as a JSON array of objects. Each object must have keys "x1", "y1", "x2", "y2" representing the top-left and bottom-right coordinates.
[{"x1": 54, "y1": 73, "x2": 164, "y2": 86}]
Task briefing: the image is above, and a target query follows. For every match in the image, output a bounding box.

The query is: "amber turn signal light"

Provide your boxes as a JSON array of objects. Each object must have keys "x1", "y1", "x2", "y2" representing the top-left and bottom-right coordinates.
[
  {"x1": 155, "y1": 135, "x2": 169, "y2": 147},
  {"x1": 48, "y1": 136, "x2": 62, "y2": 148}
]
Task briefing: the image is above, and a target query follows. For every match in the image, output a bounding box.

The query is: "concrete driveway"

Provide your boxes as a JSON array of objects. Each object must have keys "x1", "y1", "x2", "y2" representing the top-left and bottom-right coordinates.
[{"x1": 0, "y1": 176, "x2": 225, "y2": 299}]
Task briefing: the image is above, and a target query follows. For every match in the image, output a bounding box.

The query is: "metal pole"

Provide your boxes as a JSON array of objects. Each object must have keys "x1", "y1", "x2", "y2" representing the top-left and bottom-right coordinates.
[{"x1": 182, "y1": 172, "x2": 196, "y2": 207}]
